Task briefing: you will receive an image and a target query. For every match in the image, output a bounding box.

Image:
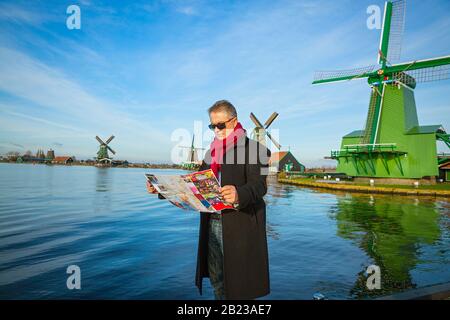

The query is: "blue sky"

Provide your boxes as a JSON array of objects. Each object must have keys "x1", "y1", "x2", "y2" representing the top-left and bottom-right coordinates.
[{"x1": 0, "y1": 0, "x2": 449, "y2": 166}]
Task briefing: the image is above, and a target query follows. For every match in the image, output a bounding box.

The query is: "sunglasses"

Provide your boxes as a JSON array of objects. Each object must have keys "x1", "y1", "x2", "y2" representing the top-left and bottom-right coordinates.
[{"x1": 208, "y1": 116, "x2": 236, "y2": 130}]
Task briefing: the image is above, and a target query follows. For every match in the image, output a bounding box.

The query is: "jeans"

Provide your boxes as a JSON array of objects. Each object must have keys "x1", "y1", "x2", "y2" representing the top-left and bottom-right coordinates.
[{"x1": 208, "y1": 216, "x2": 225, "y2": 300}]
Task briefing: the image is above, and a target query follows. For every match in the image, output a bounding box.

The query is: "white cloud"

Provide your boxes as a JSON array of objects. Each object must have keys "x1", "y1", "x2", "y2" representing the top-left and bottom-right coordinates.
[
  {"x1": 176, "y1": 6, "x2": 197, "y2": 16},
  {"x1": 0, "y1": 46, "x2": 171, "y2": 161},
  {"x1": 0, "y1": 3, "x2": 43, "y2": 25}
]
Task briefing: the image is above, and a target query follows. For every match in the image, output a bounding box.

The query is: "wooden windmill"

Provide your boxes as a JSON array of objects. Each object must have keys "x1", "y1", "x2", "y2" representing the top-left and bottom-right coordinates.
[
  {"x1": 179, "y1": 134, "x2": 204, "y2": 169},
  {"x1": 312, "y1": 0, "x2": 450, "y2": 180},
  {"x1": 250, "y1": 112, "x2": 281, "y2": 150},
  {"x1": 96, "y1": 135, "x2": 116, "y2": 163}
]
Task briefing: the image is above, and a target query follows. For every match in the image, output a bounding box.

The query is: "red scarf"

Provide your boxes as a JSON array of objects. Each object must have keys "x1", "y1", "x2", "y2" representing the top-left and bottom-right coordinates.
[{"x1": 210, "y1": 122, "x2": 246, "y2": 177}]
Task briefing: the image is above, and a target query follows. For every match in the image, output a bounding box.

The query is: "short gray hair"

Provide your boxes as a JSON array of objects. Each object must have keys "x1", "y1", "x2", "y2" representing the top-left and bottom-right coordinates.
[{"x1": 208, "y1": 100, "x2": 237, "y2": 118}]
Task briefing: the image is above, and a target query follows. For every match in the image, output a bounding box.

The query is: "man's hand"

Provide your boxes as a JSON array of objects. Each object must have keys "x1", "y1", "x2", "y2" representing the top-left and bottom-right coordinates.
[
  {"x1": 220, "y1": 185, "x2": 239, "y2": 205},
  {"x1": 146, "y1": 180, "x2": 158, "y2": 194}
]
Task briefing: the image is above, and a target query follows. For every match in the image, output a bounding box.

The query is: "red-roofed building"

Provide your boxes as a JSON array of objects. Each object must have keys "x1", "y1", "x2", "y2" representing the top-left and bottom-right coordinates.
[
  {"x1": 269, "y1": 151, "x2": 305, "y2": 173},
  {"x1": 52, "y1": 156, "x2": 74, "y2": 164}
]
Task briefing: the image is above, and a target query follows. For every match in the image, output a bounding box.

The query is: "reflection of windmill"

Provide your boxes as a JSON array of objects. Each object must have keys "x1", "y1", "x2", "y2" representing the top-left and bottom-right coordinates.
[
  {"x1": 96, "y1": 135, "x2": 116, "y2": 164},
  {"x1": 250, "y1": 112, "x2": 281, "y2": 150},
  {"x1": 334, "y1": 194, "x2": 440, "y2": 298},
  {"x1": 312, "y1": 0, "x2": 450, "y2": 180},
  {"x1": 179, "y1": 134, "x2": 204, "y2": 169}
]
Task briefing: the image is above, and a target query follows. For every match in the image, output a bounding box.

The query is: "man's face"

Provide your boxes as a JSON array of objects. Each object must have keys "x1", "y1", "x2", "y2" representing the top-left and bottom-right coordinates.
[{"x1": 209, "y1": 111, "x2": 238, "y2": 140}]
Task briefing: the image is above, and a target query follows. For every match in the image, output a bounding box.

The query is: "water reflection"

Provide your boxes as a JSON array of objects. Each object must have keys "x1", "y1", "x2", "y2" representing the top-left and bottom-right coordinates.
[
  {"x1": 96, "y1": 167, "x2": 112, "y2": 192},
  {"x1": 1, "y1": 163, "x2": 448, "y2": 299},
  {"x1": 266, "y1": 176, "x2": 296, "y2": 203},
  {"x1": 266, "y1": 223, "x2": 280, "y2": 240},
  {"x1": 331, "y1": 193, "x2": 441, "y2": 298},
  {"x1": 94, "y1": 167, "x2": 112, "y2": 214}
]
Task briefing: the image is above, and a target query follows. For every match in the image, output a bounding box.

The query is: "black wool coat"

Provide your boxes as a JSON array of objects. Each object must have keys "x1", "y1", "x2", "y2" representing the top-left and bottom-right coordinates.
[{"x1": 195, "y1": 135, "x2": 271, "y2": 300}]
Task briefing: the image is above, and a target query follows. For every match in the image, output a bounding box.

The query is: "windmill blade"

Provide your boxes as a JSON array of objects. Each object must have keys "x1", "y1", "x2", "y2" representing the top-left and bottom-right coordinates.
[
  {"x1": 389, "y1": 55, "x2": 450, "y2": 85},
  {"x1": 266, "y1": 131, "x2": 281, "y2": 150},
  {"x1": 264, "y1": 112, "x2": 279, "y2": 129},
  {"x1": 190, "y1": 149, "x2": 198, "y2": 162},
  {"x1": 394, "y1": 65, "x2": 450, "y2": 85},
  {"x1": 312, "y1": 65, "x2": 376, "y2": 85},
  {"x1": 107, "y1": 146, "x2": 116, "y2": 155},
  {"x1": 389, "y1": 55, "x2": 450, "y2": 73},
  {"x1": 96, "y1": 136, "x2": 105, "y2": 145},
  {"x1": 179, "y1": 146, "x2": 205, "y2": 150},
  {"x1": 387, "y1": 0, "x2": 406, "y2": 62},
  {"x1": 105, "y1": 135, "x2": 115, "y2": 144},
  {"x1": 379, "y1": 0, "x2": 406, "y2": 64},
  {"x1": 250, "y1": 112, "x2": 264, "y2": 128}
]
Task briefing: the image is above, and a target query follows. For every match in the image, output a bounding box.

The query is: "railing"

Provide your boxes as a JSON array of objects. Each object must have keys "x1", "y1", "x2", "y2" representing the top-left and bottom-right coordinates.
[
  {"x1": 331, "y1": 143, "x2": 398, "y2": 158},
  {"x1": 437, "y1": 153, "x2": 450, "y2": 157}
]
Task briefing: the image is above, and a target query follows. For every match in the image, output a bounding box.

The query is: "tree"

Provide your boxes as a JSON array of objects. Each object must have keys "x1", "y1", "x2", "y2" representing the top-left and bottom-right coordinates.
[{"x1": 6, "y1": 151, "x2": 20, "y2": 161}]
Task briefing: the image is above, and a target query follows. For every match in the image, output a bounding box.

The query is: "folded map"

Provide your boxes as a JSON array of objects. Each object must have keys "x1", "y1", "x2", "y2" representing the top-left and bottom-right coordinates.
[{"x1": 145, "y1": 169, "x2": 236, "y2": 213}]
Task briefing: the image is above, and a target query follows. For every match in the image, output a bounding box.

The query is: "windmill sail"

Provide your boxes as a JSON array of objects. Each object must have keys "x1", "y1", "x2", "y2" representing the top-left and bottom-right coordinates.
[
  {"x1": 107, "y1": 145, "x2": 116, "y2": 155},
  {"x1": 390, "y1": 55, "x2": 450, "y2": 85},
  {"x1": 386, "y1": 0, "x2": 406, "y2": 63},
  {"x1": 264, "y1": 112, "x2": 279, "y2": 128},
  {"x1": 250, "y1": 112, "x2": 264, "y2": 128},
  {"x1": 313, "y1": 65, "x2": 376, "y2": 84},
  {"x1": 394, "y1": 65, "x2": 450, "y2": 85},
  {"x1": 105, "y1": 135, "x2": 115, "y2": 144},
  {"x1": 378, "y1": 0, "x2": 406, "y2": 65},
  {"x1": 266, "y1": 131, "x2": 281, "y2": 150}
]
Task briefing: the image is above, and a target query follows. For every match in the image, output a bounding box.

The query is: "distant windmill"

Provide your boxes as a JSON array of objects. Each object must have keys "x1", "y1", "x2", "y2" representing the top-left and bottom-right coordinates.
[
  {"x1": 250, "y1": 112, "x2": 281, "y2": 150},
  {"x1": 179, "y1": 134, "x2": 204, "y2": 169},
  {"x1": 96, "y1": 135, "x2": 116, "y2": 163}
]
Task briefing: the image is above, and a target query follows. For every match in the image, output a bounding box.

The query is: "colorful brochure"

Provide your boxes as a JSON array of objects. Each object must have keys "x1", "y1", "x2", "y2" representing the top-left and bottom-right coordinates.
[{"x1": 145, "y1": 169, "x2": 235, "y2": 212}]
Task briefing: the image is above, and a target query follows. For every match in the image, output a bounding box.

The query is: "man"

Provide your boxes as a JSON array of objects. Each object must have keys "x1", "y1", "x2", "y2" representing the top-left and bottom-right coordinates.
[{"x1": 149, "y1": 100, "x2": 271, "y2": 300}]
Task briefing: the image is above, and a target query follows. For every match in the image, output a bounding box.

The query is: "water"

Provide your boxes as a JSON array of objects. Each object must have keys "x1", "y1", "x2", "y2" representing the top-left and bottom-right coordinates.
[{"x1": 0, "y1": 163, "x2": 449, "y2": 299}]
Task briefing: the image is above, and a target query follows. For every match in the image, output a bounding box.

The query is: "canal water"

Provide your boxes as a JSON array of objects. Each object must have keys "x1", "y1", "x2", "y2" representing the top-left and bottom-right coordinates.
[{"x1": 0, "y1": 163, "x2": 449, "y2": 299}]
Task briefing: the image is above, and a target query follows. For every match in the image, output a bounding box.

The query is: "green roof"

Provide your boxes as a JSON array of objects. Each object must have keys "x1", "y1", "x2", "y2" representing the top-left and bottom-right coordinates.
[
  {"x1": 343, "y1": 130, "x2": 364, "y2": 138},
  {"x1": 406, "y1": 125, "x2": 446, "y2": 135}
]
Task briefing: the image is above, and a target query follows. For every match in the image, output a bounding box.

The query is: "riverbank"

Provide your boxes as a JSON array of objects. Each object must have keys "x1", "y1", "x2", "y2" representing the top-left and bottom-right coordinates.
[
  {"x1": 0, "y1": 160, "x2": 192, "y2": 170},
  {"x1": 278, "y1": 176, "x2": 450, "y2": 198}
]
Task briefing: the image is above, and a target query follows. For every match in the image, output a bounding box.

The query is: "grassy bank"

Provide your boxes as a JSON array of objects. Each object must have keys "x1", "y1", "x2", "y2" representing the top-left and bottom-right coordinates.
[{"x1": 278, "y1": 176, "x2": 450, "y2": 197}]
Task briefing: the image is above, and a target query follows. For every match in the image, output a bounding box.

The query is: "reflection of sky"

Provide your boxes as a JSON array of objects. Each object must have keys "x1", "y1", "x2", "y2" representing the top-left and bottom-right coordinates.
[{"x1": 1, "y1": 0, "x2": 449, "y2": 165}]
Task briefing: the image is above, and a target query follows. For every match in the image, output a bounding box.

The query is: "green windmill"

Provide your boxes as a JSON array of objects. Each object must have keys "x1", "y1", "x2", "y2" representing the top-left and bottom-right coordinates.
[
  {"x1": 313, "y1": 0, "x2": 450, "y2": 181},
  {"x1": 95, "y1": 135, "x2": 116, "y2": 164}
]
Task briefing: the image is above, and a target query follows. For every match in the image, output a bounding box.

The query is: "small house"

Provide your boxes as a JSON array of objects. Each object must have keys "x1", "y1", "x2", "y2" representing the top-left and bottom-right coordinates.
[
  {"x1": 439, "y1": 160, "x2": 450, "y2": 182},
  {"x1": 269, "y1": 151, "x2": 305, "y2": 173},
  {"x1": 52, "y1": 156, "x2": 74, "y2": 164}
]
